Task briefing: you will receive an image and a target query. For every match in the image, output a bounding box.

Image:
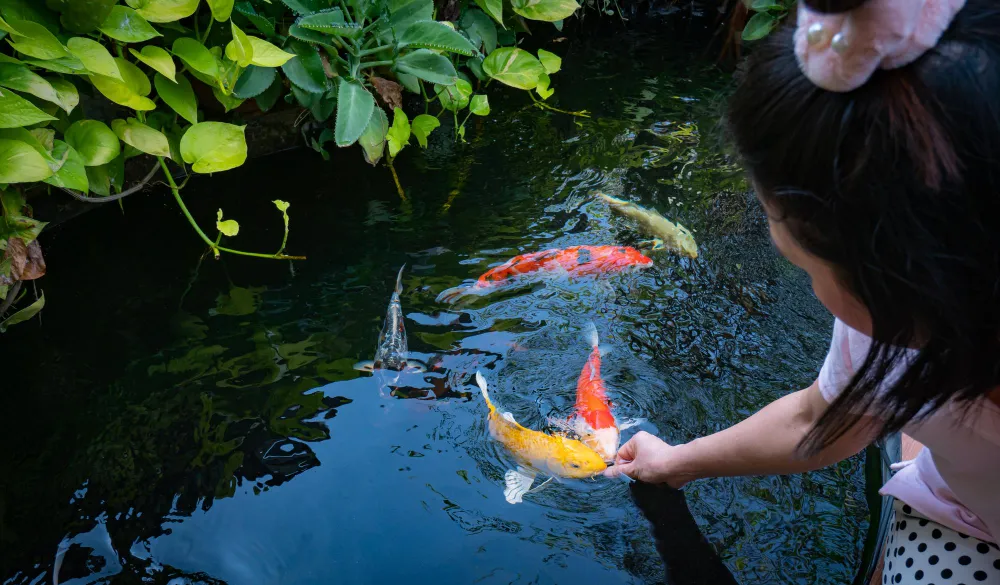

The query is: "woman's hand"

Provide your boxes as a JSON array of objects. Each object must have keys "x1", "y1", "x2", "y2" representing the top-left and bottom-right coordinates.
[{"x1": 602, "y1": 431, "x2": 695, "y2": 488}]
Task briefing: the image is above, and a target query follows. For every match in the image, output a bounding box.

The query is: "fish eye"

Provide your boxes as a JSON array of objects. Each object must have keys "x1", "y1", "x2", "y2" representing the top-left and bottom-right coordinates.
[{"x1": 571, "y1": 463, "x2": 580, "y2": 468}]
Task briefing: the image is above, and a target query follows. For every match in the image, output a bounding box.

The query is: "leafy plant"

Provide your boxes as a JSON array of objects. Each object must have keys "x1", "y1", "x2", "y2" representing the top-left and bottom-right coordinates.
[
  {"x1": 741, "y1": 0, "x2": 793, "y2": 41},
  {"x1": 0, "y1": 0, "x2": 583, "y2": 330}
]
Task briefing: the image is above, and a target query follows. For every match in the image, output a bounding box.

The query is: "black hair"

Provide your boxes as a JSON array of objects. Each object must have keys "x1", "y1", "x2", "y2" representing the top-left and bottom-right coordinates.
[{"x1": 727, "y1": 0, "x2": 1000, "y2": 452}]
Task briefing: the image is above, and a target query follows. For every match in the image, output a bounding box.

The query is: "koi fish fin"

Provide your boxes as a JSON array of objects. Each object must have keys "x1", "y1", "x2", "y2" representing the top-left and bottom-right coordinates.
[
  {"x1": 546, "y1": 416, "x2": 578, "y2": 434},
  {"x1": 504, "y1": 468, "x2": 537, "y2": 504},
  {"x1": 395, "y1": 264, "x2": 406, "y2": 295},
  {"x1": 502, "y1": 412, "x2": 516, "y2": 423},
  {"x1": 353, "y1": 360, "x2": 375, "y2": 373},
  {"x1": 475, "y1": 371, "x2": 495, "y2": 412},
  {"x1": 527, "y1": 477, "x2": 554, "y2": 494}
]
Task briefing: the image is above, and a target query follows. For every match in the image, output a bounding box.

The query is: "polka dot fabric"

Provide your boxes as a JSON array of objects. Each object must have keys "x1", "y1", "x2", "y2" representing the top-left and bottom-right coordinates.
[{"x1": 883, "y1": 500, "x2": 1000, "y2": 584}]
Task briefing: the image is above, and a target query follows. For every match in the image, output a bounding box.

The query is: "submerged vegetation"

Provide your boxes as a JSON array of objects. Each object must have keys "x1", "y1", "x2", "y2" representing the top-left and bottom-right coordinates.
[{"x1": 0, "y1": 0, "x2": 581, "y2": 330}]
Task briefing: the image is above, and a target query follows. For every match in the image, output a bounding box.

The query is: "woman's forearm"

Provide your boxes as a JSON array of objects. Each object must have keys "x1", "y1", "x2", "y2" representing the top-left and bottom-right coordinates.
[{"x1": 673, "y1": 381, "x2": 877, "y2": 482}]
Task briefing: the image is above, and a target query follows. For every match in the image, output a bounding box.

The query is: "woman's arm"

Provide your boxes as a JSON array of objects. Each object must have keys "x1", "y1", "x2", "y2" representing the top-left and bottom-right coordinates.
[{"x1": 605, "y1": 380, "x2": 880, "y2": 487}]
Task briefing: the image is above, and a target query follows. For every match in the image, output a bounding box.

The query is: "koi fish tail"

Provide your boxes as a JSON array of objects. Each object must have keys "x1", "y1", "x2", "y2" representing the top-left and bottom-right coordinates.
[
  {"x1": 595, "y1": 191, "x2": 629, "y2": 206},
  {"x1": 583, "y1": 321, "x2": 611, "y2": 356},
  {"x1": 395, "y1": 264, "x2": 406, "y2": 295},
  {"x1": 436, "y1": 285, "x2": 466, "y2": 304},
  {"x1": 475, "y1": 371, "x2": 495, "y2": 413},
  {"x1": 584, "y1": 321, "x2": 599, "y2": 348}
]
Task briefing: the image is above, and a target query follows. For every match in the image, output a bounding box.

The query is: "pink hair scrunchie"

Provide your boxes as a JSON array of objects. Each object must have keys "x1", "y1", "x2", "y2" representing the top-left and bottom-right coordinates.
[{"x1": 793, "y1": 0, "x2": 966, "y2": 92}]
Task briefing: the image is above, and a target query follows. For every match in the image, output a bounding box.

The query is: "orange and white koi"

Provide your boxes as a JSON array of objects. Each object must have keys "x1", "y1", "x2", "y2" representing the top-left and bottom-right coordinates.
[
  {"x1": 574, "y1": 323, "x2": 619, "y2": 461},
  {"x1": 437, "y1": 245, "x2": 653, "y2": 303},
  {"x1": 475, "y1": 371, "x2": 606, "y2": 504}
]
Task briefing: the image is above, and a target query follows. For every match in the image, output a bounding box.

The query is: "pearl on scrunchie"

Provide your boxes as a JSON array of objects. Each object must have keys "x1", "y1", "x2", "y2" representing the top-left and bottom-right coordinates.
[
  {"x1": 831, "y1": 31, "x2": 850, "y2": 54},
  {"x1": 807, "y1": 22, "x2": 829, "y2": 47}
]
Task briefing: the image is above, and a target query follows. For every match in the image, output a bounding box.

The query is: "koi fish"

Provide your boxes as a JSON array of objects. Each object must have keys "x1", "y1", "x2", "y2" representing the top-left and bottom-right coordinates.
[
  {"x1": 574, "y1": 323, "x2": 619, "y2": 461},
  {"x1": 437, "y1": 245, "x2": 653, "y2": 303},
  {"x1": 475, "y1": 371, "x2": 607, "y2": 504},
  {"x1": 597, "y1": 192, "x2": 699, "y2": 259},
  {"x1": 355, "y1": 265, "x2": 424, "y2": 374}
]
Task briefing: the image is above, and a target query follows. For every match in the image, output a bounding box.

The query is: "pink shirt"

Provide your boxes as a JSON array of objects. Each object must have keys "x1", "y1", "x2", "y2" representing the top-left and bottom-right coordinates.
[{"x1": 818, "y1": 319, "x2": 1000, "y2": 543}]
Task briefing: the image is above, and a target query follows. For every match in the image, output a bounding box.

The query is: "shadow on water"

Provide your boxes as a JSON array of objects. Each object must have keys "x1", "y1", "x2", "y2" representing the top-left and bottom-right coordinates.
[{"x1": 1, "y1": 21, "x2": 866, "y2": 585}]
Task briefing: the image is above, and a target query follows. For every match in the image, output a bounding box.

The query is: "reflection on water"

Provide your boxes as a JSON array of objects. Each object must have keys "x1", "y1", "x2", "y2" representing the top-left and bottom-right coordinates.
[{"x1": 1, "y1": 22, "x2": 866, "y2": 585}]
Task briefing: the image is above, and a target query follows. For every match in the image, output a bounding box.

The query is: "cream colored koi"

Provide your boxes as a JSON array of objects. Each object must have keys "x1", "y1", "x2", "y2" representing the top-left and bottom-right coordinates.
[{"x1": 597, "y1": 192, "x2": 699, "y2": 259}]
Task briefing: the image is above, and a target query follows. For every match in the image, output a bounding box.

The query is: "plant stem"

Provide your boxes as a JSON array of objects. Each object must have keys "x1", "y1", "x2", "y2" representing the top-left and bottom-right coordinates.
[
  {"x1": 361, "y1": 17, "x2": 383, "y2": 35},
  {"x1": 340, "y1": 0, "x2": 354, "y2": 23},
  {"x1": 358, "y1": 44, "x2": 391, "y2": 57},
  {"x1": 419, "y1": 80, "x2": 429, "y2": 114},
  {"x1": 386, "y1": 158, "x2": 407, "y2": 201},
  {"x1": 200, "y1": 17, "x2": 214, "y2": 45},
  {"x1": 359, "y1": 60, "x2": 393, "y2": 69},
  {"x1": 158, "y1": 159, "x2": 306, "y2": 260}
]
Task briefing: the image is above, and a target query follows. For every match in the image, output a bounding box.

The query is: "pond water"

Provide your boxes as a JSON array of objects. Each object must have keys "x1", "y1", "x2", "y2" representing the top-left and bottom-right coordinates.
[{"x1": 1, "y1": 22, "x2": 868, "y2": 585}]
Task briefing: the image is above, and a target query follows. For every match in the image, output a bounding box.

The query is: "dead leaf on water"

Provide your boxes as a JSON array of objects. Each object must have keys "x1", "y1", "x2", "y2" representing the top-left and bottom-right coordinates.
[{"x1": 4, "y1": 238, "x2": 46, "y2": 281}]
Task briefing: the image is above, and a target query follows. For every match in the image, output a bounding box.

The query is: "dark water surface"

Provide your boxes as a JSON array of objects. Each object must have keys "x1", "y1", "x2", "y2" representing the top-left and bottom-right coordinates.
[{"x1": 1, "y1": 25, "x2": 867, "y2": 585}]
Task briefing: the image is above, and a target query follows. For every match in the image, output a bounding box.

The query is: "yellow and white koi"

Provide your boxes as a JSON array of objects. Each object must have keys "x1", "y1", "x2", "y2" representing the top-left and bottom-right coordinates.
[
  {"x1": 475, "y1": 371, "x2": 607, "y2": 504},
  {"x1": 596, "y1": 192, "x2": 699, "y2": 259}
]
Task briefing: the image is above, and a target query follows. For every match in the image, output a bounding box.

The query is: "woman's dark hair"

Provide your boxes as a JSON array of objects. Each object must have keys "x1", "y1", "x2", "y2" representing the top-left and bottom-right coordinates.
[{"x1": 727, "y1": 0, "x2": 1000, "y2": 452}]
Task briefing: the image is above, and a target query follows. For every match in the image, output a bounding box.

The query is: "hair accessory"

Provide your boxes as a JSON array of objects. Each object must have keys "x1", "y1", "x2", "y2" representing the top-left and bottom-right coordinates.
[{"x1": 793, "y1": 0, "x2": 966, "y2": 92}]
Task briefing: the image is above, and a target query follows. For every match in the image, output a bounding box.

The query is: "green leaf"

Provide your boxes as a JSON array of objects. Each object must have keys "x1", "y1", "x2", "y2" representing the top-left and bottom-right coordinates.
[
  {"x1": 85, "y1": 153, "x2": 124, "y2": 196},
  {"x1": 67, "y1": 37, "x2": 122, "y2": 80},
  {"x1": 255, "y1": 75, "x2": 283, "y2": 111},
  {"x1": 279, "y1": 0, "x2": 327, "y2": 14},
  {"x1": 64, "y1": 120, "x2": 120, "y2": 166},
  {"x1": 98, "y1": 6, "x2": 161, "y2": 42},
  {"x1": 0, "y1": 292, "x2": 44, "y2": 331},
  {"x1": 21, "y1": 57, "x2": 85, "y2": 75},
  {"x1": 396, "y1": 72, "x2": 420, "y2": 93},
  {"x1": 28, "y1": 128, "x2": 54, "y2": 152},
  {"x1": 750, "y1": 0, "x2": 784, "y2": 12},
  {"x1": 172, "y1": 38, "x2": 220, "y2": 80},
  {"x1": 469, "y1": 93, "x2": 490, "y2": 116},
  {"x1": 247, "y1": 37, "x2": 295, "y2": 67},
  {"x1": 216, "y1": 209, "x2": 239, "y2": 236},
  {"x1": 394, "y1": 49, "x2": 457, "y2": 85},
  {"x1": 482, "y1": 47, "x2": 545, "y2": 90},
  {"x1": 296, "y1": 9, "x2": 362, "y2": 38},
  {"x1": 535, "y1": 71, "x2": 553, "y2": 99},
  {"x1": 0, "y1": 139, "x2": 53, "y2": 182},
  {"x1": 385, "y1": 106, "x2": 409, "y2": 157},
  {"x1": 742, "y1": 12, "x2": 777, "y2": 41},
  {"x1": 0, "y1": 128, "x2": 55, "y2": 165},
  {"x1": 410, "y1": 113, "x2": 439, "y2": 148},
  {"x1": 281, "y1": 39, "x2": 329, "y2": 93},
  {"x1": 0, "y1": 63, "x2": 59, "y2": 106},
  {"x1": 47, "y1": 77, "x2": 78, "y2": 113},
  {"x1": 0, "y1": 15, "x2": 21, "y2": 36},
  {"x1": 233, "y1": 64, "x2": 275, "y2": 98},
  {"x1": 6, "y1": 19, "x2": 69, "y2": 60},
  {"x1": 90, "y1": 58, "x2": 155, "y2": 111},
  {"x1": 154, "y1": 72, "x2": 198, "y2": 124},
  {"x1": 0, "y1": 90, "x2": 57, "y2": 128},
  {"x1": 288, "y1": 22, "x2": 329, "y2": 44},
  {"x1": 42, "y1": 140, "x2": 87, "y2": 191},
  {"x1": 467, "y1": 56, "x2": 485, "y2": 81},
  {"x1": 130, "y1": 46, "x2": 176, "y2": 82},
  {"x1": 290, "y1": 85, "x2": 335, "y2": 121},
  {"x1": 112, "y1": 117, "x2": 171, "y2": 158},
  {"x1": 53, "y1": 0, "x2": 118, "y2": 34},
  {"x1": 473, "y1": 0, "x2": 503, "y2": 26},
  {"x1": 435, "y1": 78, "x2": 471, "y2": 112},
  {"x1": 510, "y1": 0, "x2": 579, "y2": 21},
  {"x1": 460, "y1": 9, "x2": 497, "y2": 53},
  {"x1": 234, "y1": 2, "x2": 276, "y2": 36},
  {"x1": 207, "y1": 0, "x2": 235, "y2": 21},
  {"x1": 398, "y1": 21, "x2": 476, "y2": 56},
  {"x1": 225, "y1": 21, "x2": 254, "y2": 67},
  {"x1": 212, "y1": 86, "x2": 244, "y2": 112},
  {"x1": 180, "y1": 121, "x2": 247, "y2": 173},
  {"x1": 358, "y1": 106, "x2": 387, "y2": 165},
  {"x1": 385, "y1": 0, "x2": 432, "y2": 37},
  {"x1": 124, "y1": 0, "x2": 200, "y2": 23},
  {"x1": 334, "y1": 80, "x2": 374, "y2": 147},
  {"x1": 1, "y1": 0, "x2": 60, "y2": 32},
  {"x1": 553, "y1": 19, "x2": 563, "y2": 31},
  {"x1": 537, "y1": 48, "x2": 561, "y2": 74}
]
